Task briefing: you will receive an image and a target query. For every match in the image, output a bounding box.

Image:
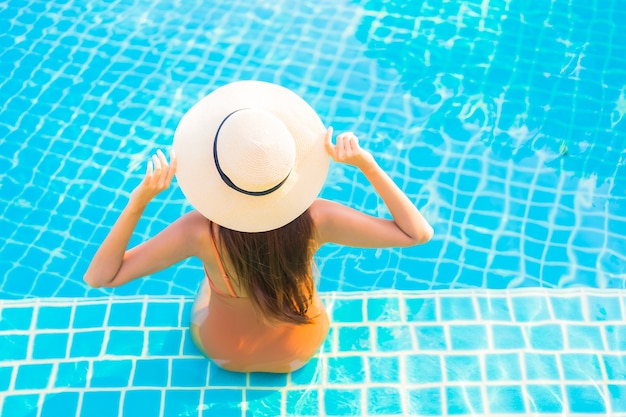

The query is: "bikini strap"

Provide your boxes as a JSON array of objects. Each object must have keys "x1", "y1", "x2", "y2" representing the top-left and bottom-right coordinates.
[{"x1": 209, "y1": 222, "x2": 238, "y2": 298}]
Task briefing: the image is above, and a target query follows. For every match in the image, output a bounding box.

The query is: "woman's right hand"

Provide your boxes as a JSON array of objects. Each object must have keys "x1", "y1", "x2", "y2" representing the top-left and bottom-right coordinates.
[
  {"x1": 130, "y1": 149, "x2": 177, "y2": 208},
  {"x1": 315, "y1": 127, "x2": 434, "y2": 249},
  {"x1": 324, "y1": 128, "x2": 376, "y2": 171}
]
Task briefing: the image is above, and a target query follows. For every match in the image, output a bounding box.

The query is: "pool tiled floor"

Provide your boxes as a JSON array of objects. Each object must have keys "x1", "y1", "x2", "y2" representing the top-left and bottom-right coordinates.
[{"x1": 1, "y1": 288, "x2": 625, "y2": 416}]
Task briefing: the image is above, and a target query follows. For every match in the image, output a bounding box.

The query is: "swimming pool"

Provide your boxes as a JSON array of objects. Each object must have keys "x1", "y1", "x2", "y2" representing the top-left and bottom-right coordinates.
[{"x1": 1, "y1": 0, "x2": 625, "y2": 415}]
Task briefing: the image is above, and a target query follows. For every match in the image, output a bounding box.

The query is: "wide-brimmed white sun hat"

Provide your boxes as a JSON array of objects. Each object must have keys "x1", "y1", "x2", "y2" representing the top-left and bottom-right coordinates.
[{"x1": 173, "y1": 80, "x2": 330, "y2": 232}]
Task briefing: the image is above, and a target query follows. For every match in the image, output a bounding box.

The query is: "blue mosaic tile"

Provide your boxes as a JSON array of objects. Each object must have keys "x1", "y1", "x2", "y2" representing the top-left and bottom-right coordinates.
[
  {"x1": 106, "y1": 330, "x2": 144, "y2": 356},
  {"x1": 323, "y1": 327, "x2": 335, "y2": 353},
  {"x1": 180, "y1": 300, "x2": 193, "y2": 321},
  {"x1": 408, "y1": 388, "x2": 442, "y2": 416},
  {"x1": 337, "y1": 326, "x2": 371, "y2": 352},
  {"x1": 445, "y1": 355, "x2": 482, "y2": 382},
  {"x1": 376, "y1": 325, "x2": 413, "y2": 352},
  {"x1": 511, "y1": 295, "x2": 552, "y2": 322},
  {"x1": 2, "y1": 288, "x2": 626, "y2": 417},
  {"x1": 550, "y1": 295, "x2": 585, "y2": 321},
  {"x1": 163, "y1": 390, "x2": 202, "y2": 417},
  {"x1": 203, "y1": 389, "x2": 243, "y2": 417},
  {"x1": 605, "y1": 325, "x2": 626, "y2": 351},
  {"x1": 148, "y1": 329, "x2": 183, "y2": 356},
  {"x1": 404, "y1": 297, "x2": 437, "y2": 322},
  {"x1": 207, "y1": 362, "x2": 246, "y2": 387},
  {"x1": 181, "y1": 330, "x2": 202, "y2": 356},
  {"x1": 414, "y1": 325, "x2": 447, "y2": 350},
  {"x1": 485, "y1": 353, "x2": 522, "y2": 381},
  {"x1": 324, "y1": 389, "x2": 362, "y2": 416},
  {"x1": 566, "y1": 385, "x2": 606, "y2": 413},
  {"x1": 246, "y1": 390, "x2": 282, "y2": 417},
  {"x1": 70, "y1": 331, "x2": 104, "y2": 358},
  {"x1": 491, "y1": 324, "x2": 526, "y2": 349},
  {"x1": 0, "y1": 366, "x2": 12, "y2": 391},
  {"x1": 1, "y1": 394, "x2": 39, "y2": 417},
  {"x1": 561, "y1": 353, "x2": 603, "y2": 380},
  {"x1": 41, "y1": 392, "x2": 80, "y2": 417},
  {"x1": 91, "y1": 360, "x2": 133, "y2": 388},
  {"x1": 80, "y1": 391, "x2": 121, "y2": 417},
  {"x1": 32, "y1": 333, "x2": 68, "y2": 359},
  {"x1": 107, "y1": 302, "x2": 143, "y2": 327},
  {"x1": 526, "y1": 384, "x2": 564, "y2": 413},
  {"x1": 439, "y1": 296, "x2": 476, "y2": 320},
  {"x1": 603, "y1": 354, "x2": 626, "y2": 381},
  {"x1": 55, "y1": 361, "x2": 89, "y2": 388},
  {"x1": 71, "y1": 303, "x2": 107, "y2": 329},
  {"x1": 524, "y1": 353, "x2": 561, "y2": 380},
  {"x1": 144, "y1": 302, "x2": 181, "y2": 327},
  {"x1": 2, "y1": 267, "x2": 36, "y2": 296},
  {"x1": 133, "y1": 359, "x2": 169, "y2": 387},
  {"x1": 476, "y1": 296, "x2": 512, "y2": 321},
  {"x1": 527, "y1": 324, "x2": 564, "y2": 350},
  {"x1": 449, "y1": 324, "x2": 488, "y2": 350},
  {"x1": 171, "y1": 358, "x2": 209, "y2": 387},
  {"x1": 608, "y1": 385, "x2": 626, "y2": 413},
  {"x1": 249, "y1": 371, "x2": 288, "y2": 388},
  {"x1": 486, "y1": 385, "x2": 526, "y2": 414},
  {"x1": 14, "y1": 363, "x2": 52, "y2": 390},
  {"x1": 0, "y1": 307, "x2": 33, "y2": 331},
  {"x1": 587, "y1": 294, "x2": 623, "y2": 321},
  {"x1": 445, "y1": 386, "x2": 484, "y2": 415},
  {"x1": 327, "y1": 356, "x2": 365, "y2": 384},
  {"x1": 406, "y1": 354, "x2": 442, "y2": 384},
  {"x1": 368, "y1": 356, "x2": 400, "y2": 383},
  {"x1": 289, "y1": 358, "x2": 321, "y2": 386},
  {"x1": 367, "y1": 387, "x2": 402, "y2": 415},
  {"x1": 122, "y1": 390, "x2": 162, "y2": 417},
  {"x1": 366, "y1": 297, "x2": 401, "y2": 321},
  {"x1": 330, "y1": 298, "x2": 363, "y2": 323},
  {"x1": 286, "y1": 389, "x2": 318, "y2": 417},
  {"x1": 566, "y1": 324, "x2": 605, "y2": 350},
  {"x1": 0, "y1": 334, "x2": 28, "y2": 360},
  {"x1": 36, "y1": 306, "x2": 72, "y2": 329}
]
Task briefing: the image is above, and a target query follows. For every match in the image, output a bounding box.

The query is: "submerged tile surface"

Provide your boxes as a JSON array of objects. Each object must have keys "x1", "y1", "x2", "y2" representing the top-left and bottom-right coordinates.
[{"x1": 1, "y1": 288, "x2": 625, "y2": 417}]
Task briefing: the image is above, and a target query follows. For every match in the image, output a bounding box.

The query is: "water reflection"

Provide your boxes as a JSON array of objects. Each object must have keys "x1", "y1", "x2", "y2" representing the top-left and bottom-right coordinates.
[
  {"x1": 351, "y1": 0, "x2": 626, "y2": 182},
  {"x1": 345, "y1": 0, "x2": 626, "y2": 289}
]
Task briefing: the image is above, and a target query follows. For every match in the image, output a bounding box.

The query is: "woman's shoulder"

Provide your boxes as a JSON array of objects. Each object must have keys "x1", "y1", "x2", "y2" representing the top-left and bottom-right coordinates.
[
  {"x1": 308, "y1": 198, "x2": 350, "y2": 245},
  {"x1": 178, "y1": 210, "x2": 212, "y2": 241},
  {"x1": 308, "y1": 198, "x2": 332, "y2": 224},
  {"x1": 309, "y1": 198, "x2": 349, "y2": 222}
]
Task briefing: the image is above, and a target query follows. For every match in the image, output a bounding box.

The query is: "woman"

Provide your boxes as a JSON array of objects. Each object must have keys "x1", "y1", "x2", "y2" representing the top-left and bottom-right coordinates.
[{"x1": 84, "y1": 81, "x2": 433, "y2": 373}]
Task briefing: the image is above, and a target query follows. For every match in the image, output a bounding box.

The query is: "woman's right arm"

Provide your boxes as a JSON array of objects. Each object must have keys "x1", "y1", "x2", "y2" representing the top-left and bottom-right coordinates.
[{"x1": 312, "y1": 129, "x2": 433, "y2": 248}]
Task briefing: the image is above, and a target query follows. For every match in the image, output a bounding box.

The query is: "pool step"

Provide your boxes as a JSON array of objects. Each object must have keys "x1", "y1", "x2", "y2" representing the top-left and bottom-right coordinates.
[{"x1": 1, "y1": 288, "x2": 625, "y2": 416}]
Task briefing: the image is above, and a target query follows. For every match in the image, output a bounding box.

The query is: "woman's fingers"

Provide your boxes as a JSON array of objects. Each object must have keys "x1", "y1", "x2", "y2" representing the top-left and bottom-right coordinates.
[
  {"x1": 336, "y1": 132, "x2": 358, "y2": 160},
  {"x1": 166, "y1": 149, "x2": 177, "y2": 184},
  {"x1": 336, "y1": 133, "x2": 344, "y2": 160},
  {"x1": 155, "y1": 149, "x2": 171, "y2": 187},
  {"x1": 325, "y1": 129, "x2": 362, "y2": 164},
  {"x1": 156, "y1": 149, "x2": 168, "y2": 169},
  {"x1": 144, "y1": 149, "x2": 176, "y2": 189},
  {"x1": 348, "y1": 134, "x2": 358, "y2": 150},
  {"x1": 324, "y1": 127, "x2": 336, "y2": 159}
]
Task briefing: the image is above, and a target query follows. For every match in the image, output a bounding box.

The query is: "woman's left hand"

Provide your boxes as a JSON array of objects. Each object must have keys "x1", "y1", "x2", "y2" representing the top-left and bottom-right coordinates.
[{"x1": 130, "y1": 149, "x2": 177, "y2": 208}]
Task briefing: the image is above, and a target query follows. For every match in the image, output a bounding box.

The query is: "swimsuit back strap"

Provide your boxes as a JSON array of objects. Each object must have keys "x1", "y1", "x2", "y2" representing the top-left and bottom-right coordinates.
[
  {"x1": 203, "y1": 265, "x2": 231, "y2": 298},
  {"x1": 209, "y1": 222, "x2": 238, "y2": 298}
]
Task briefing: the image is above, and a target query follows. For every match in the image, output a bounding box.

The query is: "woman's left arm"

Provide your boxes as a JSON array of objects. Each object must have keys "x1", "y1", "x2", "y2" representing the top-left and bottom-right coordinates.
[{"x1": 84, "y1": 149, "x2": 196, "y2": 288}]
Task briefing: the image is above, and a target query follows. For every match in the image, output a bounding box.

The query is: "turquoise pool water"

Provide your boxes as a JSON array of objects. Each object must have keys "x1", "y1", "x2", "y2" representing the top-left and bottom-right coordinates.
[{"x1": 1, "y1": 0, "x2": 625, "y2": 415}]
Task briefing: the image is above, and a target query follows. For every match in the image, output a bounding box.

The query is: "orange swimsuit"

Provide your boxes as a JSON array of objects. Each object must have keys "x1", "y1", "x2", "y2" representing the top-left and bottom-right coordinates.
[{"x1": 190, "y1": 227, "x2": 329, "y2": 373}]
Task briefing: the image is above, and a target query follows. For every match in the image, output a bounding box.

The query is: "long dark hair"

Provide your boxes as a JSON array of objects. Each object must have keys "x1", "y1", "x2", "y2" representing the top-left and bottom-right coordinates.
[{"x1": 211, "y1": 209, "x2": 317, "y2": 325}]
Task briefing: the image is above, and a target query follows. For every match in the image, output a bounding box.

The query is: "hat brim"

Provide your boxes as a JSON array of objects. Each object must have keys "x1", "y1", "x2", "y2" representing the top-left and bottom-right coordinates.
[{"x1": 173, "y1": 81, "x2": 329, "y2": 232}]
